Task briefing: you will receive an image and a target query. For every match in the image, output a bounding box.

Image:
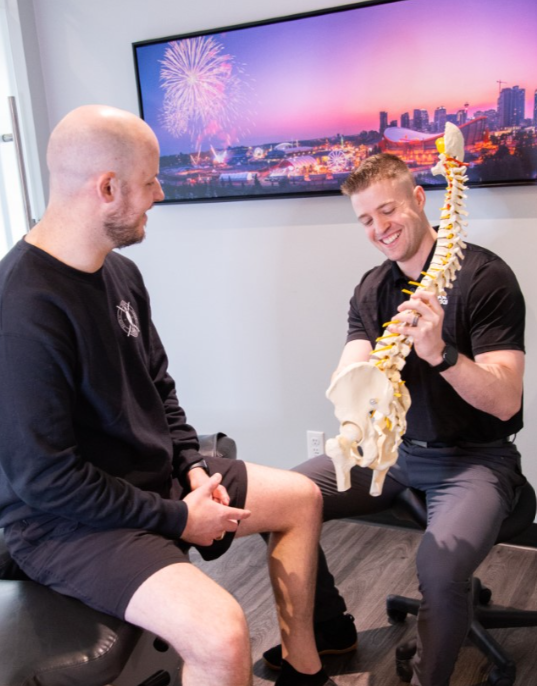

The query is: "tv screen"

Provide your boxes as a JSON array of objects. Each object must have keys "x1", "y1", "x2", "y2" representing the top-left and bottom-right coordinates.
[{"x1": 133, "y1": 0, "x2": 537, "y2": 204}]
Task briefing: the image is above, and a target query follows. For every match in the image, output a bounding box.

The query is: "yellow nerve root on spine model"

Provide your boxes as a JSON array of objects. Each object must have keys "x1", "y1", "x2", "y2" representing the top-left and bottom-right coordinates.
[{"x1": 325, "y1": 122, "x2": 469, "y2": 496}]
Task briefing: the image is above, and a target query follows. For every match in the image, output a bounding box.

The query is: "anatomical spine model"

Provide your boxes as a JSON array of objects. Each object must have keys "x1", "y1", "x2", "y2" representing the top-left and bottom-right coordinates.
[{"x1": 325, "y1": 122, "x2": 469, "y2": 496}]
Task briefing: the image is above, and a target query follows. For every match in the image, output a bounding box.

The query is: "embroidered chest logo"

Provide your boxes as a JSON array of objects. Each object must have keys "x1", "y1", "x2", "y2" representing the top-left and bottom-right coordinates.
[
  {"x1": 116, "y1": 300, "x2": 140, "y2": 338},
  {"x1": 438, "y1": 295, "x2": 448, "y2": 306}
]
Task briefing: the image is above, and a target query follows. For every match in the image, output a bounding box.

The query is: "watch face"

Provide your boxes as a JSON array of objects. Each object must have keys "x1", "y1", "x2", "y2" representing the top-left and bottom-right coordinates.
[{"x1": 443, "y1": 345, "x2": 458, "y2": 367}]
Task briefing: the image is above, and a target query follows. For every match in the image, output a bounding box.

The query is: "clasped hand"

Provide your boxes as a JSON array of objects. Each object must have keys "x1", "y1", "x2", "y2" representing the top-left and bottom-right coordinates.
[{"x1": 181, "y1": 472, "x2": 251, "y2": 547}]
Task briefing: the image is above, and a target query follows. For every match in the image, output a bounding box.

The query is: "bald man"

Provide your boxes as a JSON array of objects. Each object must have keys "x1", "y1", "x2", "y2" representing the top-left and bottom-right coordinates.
[{"x1": 0, "y1": 106, "x2": 340, "y2": 686}]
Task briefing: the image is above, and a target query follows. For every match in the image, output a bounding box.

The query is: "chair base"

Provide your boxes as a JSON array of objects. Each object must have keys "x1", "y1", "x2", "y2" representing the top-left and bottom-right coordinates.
[{"x1": 386, "y1": 577, "x2": 537, "y2": 686}]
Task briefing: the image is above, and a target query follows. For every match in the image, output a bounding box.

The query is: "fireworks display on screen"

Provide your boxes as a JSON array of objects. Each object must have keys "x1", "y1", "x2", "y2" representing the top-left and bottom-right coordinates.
[{"x1": 159, "y1": 36, "x2": 253, "y2": 153}]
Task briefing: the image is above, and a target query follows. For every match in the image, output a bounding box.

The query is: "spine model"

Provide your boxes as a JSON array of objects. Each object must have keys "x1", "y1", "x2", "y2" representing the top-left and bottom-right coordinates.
[{"x1": 325, "y1": 122, "x2": 469, "y2": 496}]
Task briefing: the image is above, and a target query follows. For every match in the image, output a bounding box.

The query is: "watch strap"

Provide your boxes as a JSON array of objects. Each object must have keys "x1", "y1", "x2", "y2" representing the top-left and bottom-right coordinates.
[
  {"x1": 430, "y1": 344, "x2": 458, "y2": 373},
  {"x1": 187, "y1": 459, "x2": 209, "y2": 473}
]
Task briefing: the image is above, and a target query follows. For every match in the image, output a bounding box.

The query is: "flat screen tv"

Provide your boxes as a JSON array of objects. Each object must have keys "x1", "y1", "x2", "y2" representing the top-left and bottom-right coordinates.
[{"x1": 133, "y1": 0, "x2": 537, "y2": 204}]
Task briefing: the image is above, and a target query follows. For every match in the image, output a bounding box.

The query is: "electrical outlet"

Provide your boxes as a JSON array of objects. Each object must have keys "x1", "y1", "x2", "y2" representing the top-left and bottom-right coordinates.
[{"x1": 307, "y1": 431, "x2": 325, "y2": 459}]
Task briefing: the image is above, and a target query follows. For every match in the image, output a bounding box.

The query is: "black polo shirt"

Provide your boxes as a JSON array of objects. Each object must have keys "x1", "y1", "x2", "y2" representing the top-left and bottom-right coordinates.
[{"x1": 346, "y1": 239, "x2": 525, "y2": 443}]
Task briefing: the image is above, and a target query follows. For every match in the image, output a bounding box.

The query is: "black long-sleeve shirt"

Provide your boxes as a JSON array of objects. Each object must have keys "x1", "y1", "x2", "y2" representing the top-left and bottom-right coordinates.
[{"x1": 0, "y1": 240, "x2": 202, "y2": 538}]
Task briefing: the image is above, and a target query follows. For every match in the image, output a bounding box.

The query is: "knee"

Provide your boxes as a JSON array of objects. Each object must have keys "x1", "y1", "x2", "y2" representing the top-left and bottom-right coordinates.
[
  {"x1": 293, "y1": 472, "x2": 323, "y2": 518},
  {"x1": 416, "y1": 537, "x2": 472, "y2": 600},
  {"x1": 211, "y1": 604, "x2": 250, "y2": 668},
  {"x1": 182, "y1": 598, "x2": 250, "y2": 668}
]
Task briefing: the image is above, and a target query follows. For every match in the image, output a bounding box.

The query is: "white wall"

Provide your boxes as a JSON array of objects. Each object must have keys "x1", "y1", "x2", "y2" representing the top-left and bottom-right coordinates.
[{"x1": 19, "y1": 0, "x2": 537, "y2": 489}]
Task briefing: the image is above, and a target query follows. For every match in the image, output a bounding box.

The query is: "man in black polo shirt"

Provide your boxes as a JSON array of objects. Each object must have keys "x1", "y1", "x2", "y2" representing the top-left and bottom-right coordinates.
[{"x1": 263, "y1": 154, "x2": 526, "y2": 686}]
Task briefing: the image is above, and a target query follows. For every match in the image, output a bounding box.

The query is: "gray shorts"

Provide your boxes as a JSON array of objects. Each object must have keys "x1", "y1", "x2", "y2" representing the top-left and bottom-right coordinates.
[{"x1": 4, "y1": 456, "x2": 247, "y2": 619}]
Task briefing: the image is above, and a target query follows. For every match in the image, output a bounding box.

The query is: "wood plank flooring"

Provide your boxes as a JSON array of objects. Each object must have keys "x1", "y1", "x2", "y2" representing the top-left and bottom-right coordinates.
[{"x1": 191, "y1": 519, "x2": 537, "y2": 686}]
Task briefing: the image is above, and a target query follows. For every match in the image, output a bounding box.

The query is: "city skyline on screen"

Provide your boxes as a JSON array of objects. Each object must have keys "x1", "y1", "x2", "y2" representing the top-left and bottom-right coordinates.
[{"x1": 134, "y1": 0, "x2": 537, "y2": 157}]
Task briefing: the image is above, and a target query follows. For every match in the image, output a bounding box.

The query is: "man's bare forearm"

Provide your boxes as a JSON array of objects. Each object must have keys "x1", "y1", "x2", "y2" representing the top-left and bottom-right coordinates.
[{"x1": 439, "y1": 350, "x2": 524, "y2": 422}]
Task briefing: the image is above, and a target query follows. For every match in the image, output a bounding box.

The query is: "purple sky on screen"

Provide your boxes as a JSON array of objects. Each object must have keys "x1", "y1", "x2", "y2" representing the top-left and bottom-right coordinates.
[{"x1": 134, "y1": 0, "x2": 537, "y2": 155}]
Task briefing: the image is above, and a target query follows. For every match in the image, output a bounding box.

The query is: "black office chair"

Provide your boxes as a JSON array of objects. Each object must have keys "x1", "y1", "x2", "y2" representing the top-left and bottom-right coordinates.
[
  {"x1": 386, "y1": 481, "x2": 537, "y2": 686},
  {"x1": 0, "y1": 433, "x2": 235, "y2": 686}
]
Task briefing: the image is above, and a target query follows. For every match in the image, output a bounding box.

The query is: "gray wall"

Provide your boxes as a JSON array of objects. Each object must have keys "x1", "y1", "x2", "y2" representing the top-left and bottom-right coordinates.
[{"x1": 18, "y1": 0, "x2": 537, "y2": 491}]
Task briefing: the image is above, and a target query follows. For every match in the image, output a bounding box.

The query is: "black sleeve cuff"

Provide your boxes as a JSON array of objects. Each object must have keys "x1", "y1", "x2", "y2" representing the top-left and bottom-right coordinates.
[{"x1": 173, "y1": 448, "x2": 205, "y2": 484}]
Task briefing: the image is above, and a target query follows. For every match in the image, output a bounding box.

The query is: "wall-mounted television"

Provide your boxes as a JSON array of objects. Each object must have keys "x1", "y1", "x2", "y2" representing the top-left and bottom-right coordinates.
[{"x1": 133, "y1": 0, "x2": 537, "y2": 204}]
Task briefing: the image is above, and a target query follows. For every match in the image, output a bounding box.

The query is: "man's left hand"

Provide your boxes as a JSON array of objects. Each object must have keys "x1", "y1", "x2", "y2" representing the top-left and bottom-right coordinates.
[{"x1": 188, "y1": 467, "x2": 230, "y2": 505}]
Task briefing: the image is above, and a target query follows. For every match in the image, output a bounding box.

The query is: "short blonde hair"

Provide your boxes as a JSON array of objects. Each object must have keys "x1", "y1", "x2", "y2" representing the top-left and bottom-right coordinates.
[{"x1": 341, "y1": 153, "x2": 415, "y2": 197}]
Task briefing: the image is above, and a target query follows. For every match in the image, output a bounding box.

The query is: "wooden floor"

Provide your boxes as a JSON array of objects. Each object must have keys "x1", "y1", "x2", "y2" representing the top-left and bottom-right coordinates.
[{"x1": 191, "y1": 519, "x2": 537, "y2": 686}]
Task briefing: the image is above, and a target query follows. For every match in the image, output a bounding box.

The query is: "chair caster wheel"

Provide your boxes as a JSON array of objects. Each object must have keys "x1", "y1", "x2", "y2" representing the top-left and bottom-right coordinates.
[
  {"x1": 395, "y1": 641, "x2": 416, "y2": 683},
  {"x1": 388, "y1": 609, "x2": 407, "y2": 624},
  {"x1": 487, "y1": 666, "x2": 515, "y2": 686}
]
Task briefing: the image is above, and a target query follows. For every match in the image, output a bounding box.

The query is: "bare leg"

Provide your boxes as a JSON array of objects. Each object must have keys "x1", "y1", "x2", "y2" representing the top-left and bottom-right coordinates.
[
  {"x1": 125, "y1": 462, "x2": 324, "y2": 683},
  {"x1": 237, "y1": 462, "x2": 323, "y2": 674},
  {"x1": 125, "y1": 563, "x2": 252, "y2": 686}
]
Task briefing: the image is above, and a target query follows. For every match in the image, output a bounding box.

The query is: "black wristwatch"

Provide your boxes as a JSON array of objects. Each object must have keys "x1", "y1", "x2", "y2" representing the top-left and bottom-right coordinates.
[
  {"x1": 187, "y1": 459, "x2": 209, "y2": 474},
  {"x1": 430, "y1": 344, "x2": 459, "y2": 372}
]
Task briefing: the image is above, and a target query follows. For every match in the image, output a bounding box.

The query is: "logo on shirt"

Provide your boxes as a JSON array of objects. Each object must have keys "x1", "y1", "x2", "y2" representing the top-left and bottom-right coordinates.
[
  {"x1": 438, "y1": 295, "x2": 448, "y2": 306},
  {"x1": 116, "y1": 301, "x2": 140, "y2": 338}
]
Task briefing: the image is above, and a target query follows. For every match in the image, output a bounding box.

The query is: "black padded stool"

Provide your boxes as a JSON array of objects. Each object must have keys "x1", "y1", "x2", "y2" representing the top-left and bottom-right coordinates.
[
  {"x1": 0, "y1": 530, "x2": 162, "y2": 686},
  {"x1": 0, "y1": 433, "x2": 235, "y2": 686},
  {"x1": 386, "y1": 481, "x2": 537, "y2": 686}
]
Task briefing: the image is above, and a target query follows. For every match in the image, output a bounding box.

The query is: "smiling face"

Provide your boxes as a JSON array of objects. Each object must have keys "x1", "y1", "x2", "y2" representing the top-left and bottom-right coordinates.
[{"x1": 350, "y1": 175, "x2": 435, "y2": 276}]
